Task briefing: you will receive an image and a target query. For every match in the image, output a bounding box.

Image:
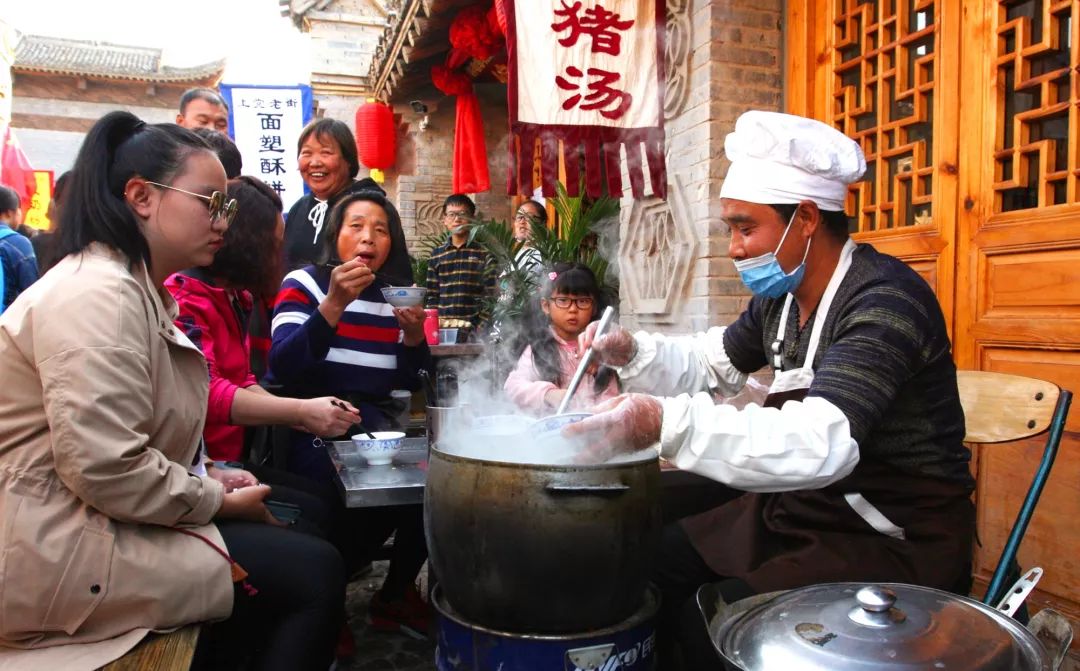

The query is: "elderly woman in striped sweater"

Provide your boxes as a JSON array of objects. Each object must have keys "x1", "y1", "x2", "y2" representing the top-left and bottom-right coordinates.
[{"x1": 267, "y1": 189, "x2": 434, "y2": 638}]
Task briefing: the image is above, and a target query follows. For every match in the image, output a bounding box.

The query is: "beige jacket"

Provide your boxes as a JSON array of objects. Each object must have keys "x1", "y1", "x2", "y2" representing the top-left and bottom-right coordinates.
[{"x1": 0, "y1": 245, "x2": 232, "y2": 670}]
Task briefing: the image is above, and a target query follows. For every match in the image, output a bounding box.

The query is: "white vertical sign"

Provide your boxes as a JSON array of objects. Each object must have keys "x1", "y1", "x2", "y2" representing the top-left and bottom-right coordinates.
[{"x1": 224, "y1": 85, "x2": 310, "y2": 211}]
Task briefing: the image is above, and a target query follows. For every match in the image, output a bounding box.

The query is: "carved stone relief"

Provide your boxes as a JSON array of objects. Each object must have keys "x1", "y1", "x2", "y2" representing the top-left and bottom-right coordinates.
[
  {"x1": 618, "y1": 173, "x2": 697, "y2": 319},
  {"x1": 415, "y1": 200, "x2": 445, "y2": 239},
  {"x1": 664, "y1": 0, "x2": 692, "y2": 119}
]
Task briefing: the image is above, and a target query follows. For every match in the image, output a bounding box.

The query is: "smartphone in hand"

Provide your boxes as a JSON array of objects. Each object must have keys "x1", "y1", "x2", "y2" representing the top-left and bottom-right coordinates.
[{"x1": 265, "y1": 500, "x2": 302, "y2": 525}]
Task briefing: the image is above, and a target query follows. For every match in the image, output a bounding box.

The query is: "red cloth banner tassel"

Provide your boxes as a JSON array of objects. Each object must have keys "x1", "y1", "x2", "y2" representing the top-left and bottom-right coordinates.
[
  {"x1": 505, "y1": 0, "x2": 668, "y2": 200},
  {"x1": 453, "y1": 92, "x2": 490, "y2": 194}
]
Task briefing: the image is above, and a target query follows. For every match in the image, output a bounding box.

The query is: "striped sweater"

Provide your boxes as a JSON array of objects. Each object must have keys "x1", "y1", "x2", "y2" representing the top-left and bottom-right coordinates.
[
  {"x1": 424, "y1": 239, "x2": 496, "y2": 327},
  {"x1": 266, "y1": 266, "x2": 431, "y2": 408},
  {"x1": 723, "y1": 243, "x2": 972, "y2": 486}
]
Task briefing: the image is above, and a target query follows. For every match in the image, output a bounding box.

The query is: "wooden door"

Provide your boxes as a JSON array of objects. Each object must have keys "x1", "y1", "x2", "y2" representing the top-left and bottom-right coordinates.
[
  {"x1": 789, "y1": 0, "x2": 1080, "y2": 651},
  {"x1": 788, "y1": 0, "x2": 961, "y2": 332},
  {"x1": 955, "y1": 0, "x2": 1080, "y2": 636}
]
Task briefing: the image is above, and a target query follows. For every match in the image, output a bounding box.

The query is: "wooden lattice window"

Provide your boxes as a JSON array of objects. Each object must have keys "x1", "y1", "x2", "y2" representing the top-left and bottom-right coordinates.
[
  {"x1": 994, "y1": 0, "x2": 1076, "y2": 212},
  {"x1": 832, "y1": 0, "x2": 937, "y2": 232}
]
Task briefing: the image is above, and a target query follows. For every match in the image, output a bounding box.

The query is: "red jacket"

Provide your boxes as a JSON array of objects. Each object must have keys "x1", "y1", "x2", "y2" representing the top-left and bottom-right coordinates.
[{"x1": 165, "y1": 272, "x2": 257, "y2": 461}]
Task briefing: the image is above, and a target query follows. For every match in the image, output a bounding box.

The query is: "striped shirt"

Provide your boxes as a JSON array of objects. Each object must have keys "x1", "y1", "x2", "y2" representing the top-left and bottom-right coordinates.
[
  {"x1": 424, "y1": 239, "x2": 496, "y2": 327},
  {"x1": 266, "y1": 266, "x2": 431, "y2": 401},
  {"x1": 722, "y1": 243, "x2": 972, "y2": 487}
]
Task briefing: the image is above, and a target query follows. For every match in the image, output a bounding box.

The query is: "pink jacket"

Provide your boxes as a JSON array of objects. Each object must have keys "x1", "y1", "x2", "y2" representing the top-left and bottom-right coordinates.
[
  {"x1": 504, "y1": 329, "x2": 620, "y2": 415},
  {"x1": 165, "y1": 272, "x2": 257, "y2": 462}
]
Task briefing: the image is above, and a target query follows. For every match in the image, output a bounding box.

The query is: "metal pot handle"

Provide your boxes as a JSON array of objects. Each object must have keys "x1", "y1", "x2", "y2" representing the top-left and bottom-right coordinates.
[{"x1": 545, "y1": 483, "x2": 630, "y2": 496}]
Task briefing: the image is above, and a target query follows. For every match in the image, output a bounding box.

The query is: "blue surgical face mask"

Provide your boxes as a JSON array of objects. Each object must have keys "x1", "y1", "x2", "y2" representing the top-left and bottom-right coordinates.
[{"x1": 732, "y1": 211, "x2": 812, "y2": 298}]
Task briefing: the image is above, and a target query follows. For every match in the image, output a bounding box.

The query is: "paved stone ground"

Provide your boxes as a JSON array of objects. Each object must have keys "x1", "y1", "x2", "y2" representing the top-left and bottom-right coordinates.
[{"x1": 341, "y1": 561, "x2": 436, "y2": 671}]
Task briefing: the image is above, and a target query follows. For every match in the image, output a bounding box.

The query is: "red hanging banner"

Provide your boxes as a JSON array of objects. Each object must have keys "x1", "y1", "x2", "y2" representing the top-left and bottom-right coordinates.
[{"x1": 506, "y1": 0, "x2": 666, "y2": 200}]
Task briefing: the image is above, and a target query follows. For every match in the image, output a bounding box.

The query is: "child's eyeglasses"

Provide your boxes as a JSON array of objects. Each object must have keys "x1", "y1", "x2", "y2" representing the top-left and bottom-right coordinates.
[
  {"x1": 146, "y1": 181, "x2": 239, "y2": 227},
  {"x1": 548, "y1": 296, "x2": 594, "y2": 310}
]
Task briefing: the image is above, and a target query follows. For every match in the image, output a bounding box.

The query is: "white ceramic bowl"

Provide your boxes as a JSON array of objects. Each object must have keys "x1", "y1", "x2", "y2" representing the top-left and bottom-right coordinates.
[
  {"x1": 351, "y1": 431, "x2": 406, "y2": 466},
  {"x1": 380, "y1": 286, "x2": 427, "y2": 308}
]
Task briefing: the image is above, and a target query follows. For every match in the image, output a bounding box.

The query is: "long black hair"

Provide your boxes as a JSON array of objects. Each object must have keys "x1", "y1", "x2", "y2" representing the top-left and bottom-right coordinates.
[
  {"x1": 57, "y1": 111, "x2": 212, "y2": 266},
  {"x1": 530, "y1": 262, "x2": 618, "y2": 395},
  {"x1": 318, "y1": 190, "x2": 413, "y2": 287},
  {"x1": 206, "y1": 176, "x2": 284, "y2": 300}
]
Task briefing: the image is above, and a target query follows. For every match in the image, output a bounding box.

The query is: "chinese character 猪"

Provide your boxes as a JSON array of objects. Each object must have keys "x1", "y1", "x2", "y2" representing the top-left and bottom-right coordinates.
[
  {"x1": 260, "y1": 135, "x2": 284, "y2": 153},
  {"x1": 551, "y1": 1, "x2": 634, "y2": 56},
  {"x1": 260, "y1": 158, "x2": 287, "y2": 175},
  {"x1": 257, "y1": 113, "x2": 284, "y2": 131},
  {"x1": 555, "y1": 66, "x2": 633, "y2": 120}
]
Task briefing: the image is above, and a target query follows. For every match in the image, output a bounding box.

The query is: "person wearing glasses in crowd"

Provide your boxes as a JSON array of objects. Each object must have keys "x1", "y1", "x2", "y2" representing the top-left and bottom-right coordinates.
[
  {"x1": 176, "y1": 87, "x2": 230, "y2": 134},
  {"x1": 164, "y1": 176, "x2": 359, "y2": 502},
  {"x1": 283, "y1": 118, "x2": 383, "y2": 271},
  {"x1": 504, "y1": 262, "x2": 619, "y2": 415},
  {"x1": 511, "y1": 198, "x2": 546, "y2": 271},
  {"x1": 0, "y1": 111, "x2": 345, "y2": 671},
  {"x1": 424, "y1": 193, "x2": 496, "y2": 333}
]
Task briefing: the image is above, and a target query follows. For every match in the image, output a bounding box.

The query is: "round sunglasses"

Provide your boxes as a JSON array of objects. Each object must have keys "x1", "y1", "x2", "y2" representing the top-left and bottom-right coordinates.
[{"x1": 146, "y1": 181, "x2": 239, "y2": 227}]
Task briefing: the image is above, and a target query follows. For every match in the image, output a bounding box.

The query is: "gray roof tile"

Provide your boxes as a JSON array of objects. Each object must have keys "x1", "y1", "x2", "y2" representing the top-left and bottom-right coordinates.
[{"x1": 14, "y1": 34, "x2": 224, "y2": 83}]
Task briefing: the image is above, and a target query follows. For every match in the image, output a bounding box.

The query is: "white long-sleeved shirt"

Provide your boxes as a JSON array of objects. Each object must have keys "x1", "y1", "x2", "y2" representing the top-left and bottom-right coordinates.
[{"x1": 615, "y1": 327, "x2": 859, "y2": 492}]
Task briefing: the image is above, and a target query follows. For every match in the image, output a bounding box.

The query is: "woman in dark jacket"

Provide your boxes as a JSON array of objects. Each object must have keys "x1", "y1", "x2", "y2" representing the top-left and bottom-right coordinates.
[{"x1": 284, "y1": 118, "x2": 383, "y2": 270}]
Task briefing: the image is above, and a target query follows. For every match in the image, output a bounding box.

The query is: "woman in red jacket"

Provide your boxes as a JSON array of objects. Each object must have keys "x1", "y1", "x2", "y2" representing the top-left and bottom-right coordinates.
[{"x1": 165, "y1": 177, "x2": 358, "y2": 495}]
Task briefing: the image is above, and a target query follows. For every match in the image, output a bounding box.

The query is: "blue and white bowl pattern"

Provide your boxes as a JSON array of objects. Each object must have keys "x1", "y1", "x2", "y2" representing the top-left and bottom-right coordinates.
[
  {"x1": 529, "y1": 413, "x2": 592, "y2": 436},
  {"x1": 351, "y1": 431, "x2": 405, "y2": 466},
  {"x1": 380, "y1": 286, "x2": 426, "y2": 308}
]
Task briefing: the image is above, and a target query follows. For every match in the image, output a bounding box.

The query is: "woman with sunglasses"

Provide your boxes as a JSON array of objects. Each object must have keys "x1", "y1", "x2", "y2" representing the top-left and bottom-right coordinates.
[
  {"x1": 504, "y1": 262, "x2": 620, "y2": 416},
  {"x1": 165, "y1": 176, "x2": 359, "y2": 476},
  {"x1": 0, "y1": 112, "x2": 345, "y2": 671}
]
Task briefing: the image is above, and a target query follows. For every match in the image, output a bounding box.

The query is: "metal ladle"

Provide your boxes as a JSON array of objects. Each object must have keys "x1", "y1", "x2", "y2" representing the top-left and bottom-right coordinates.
[{"x1": 555, "y1": 306, "x2": 616, "y2": 416}]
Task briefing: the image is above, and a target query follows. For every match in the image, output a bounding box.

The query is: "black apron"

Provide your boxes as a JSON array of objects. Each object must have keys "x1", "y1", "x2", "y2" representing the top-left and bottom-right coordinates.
[{"x1": 680, "y1": 241, "x2": 973, "y2": 593}]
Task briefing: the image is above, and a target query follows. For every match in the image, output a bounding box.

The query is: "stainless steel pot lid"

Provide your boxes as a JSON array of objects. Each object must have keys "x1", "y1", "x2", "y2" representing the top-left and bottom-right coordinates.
[{"x1": 723, "y1": 583, "x2": 1051, "y2": 671}]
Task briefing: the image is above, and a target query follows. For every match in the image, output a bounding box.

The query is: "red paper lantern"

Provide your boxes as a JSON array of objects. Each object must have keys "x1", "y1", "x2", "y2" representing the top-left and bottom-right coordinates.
[{"x1": 355, "y1": 101, "x2": 396, "y2": 170}]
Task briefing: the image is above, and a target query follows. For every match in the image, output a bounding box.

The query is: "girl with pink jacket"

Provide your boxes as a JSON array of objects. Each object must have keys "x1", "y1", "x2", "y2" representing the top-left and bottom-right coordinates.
[{"x1": 504, "y1": 263, "x2": 620, "y2": 415}]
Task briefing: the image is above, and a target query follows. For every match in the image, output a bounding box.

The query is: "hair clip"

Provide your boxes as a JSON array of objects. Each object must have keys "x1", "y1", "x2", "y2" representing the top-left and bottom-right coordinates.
[{"x1": 548, "y1": 271, "x2": 558, "y2": 281}]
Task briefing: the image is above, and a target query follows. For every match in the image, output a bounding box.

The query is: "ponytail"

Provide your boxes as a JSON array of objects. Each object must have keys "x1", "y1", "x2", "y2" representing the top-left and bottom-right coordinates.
[{"x1": 57, "y1": 111, "x2": 211, "y2": 266}]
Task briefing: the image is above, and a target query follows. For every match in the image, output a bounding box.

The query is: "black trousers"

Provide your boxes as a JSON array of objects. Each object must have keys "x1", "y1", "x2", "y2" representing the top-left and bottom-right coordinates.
[
  {"x1": 654, "y1": 523, "x2": 753, "y2": 671},
  {"x1": 253, "y1": 459, "x2": 428, "y2": 597},
  {"x1": 192, "y1": 520, "x2": 346, "y2": 671}
]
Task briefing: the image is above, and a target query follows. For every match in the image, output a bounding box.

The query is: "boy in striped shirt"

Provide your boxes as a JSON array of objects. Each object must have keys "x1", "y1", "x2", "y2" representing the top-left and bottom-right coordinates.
[{"x1": 425, "y1": 194, "x2": 496, "y2": 330}]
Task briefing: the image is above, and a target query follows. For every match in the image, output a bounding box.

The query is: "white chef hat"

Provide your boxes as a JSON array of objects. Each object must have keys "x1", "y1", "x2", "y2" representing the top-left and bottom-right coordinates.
[{"x1": 719, "y1": 111, "x2": 866, "y2": 212}]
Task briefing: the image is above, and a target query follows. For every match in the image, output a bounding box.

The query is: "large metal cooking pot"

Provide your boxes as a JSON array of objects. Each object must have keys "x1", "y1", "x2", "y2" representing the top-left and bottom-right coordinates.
[
  {"x1": 709, "y1": 582, "x2": 1058, "y2": 671},
  {"x1": 425, "y1": 443, "x2": 661, "y2": 634}
]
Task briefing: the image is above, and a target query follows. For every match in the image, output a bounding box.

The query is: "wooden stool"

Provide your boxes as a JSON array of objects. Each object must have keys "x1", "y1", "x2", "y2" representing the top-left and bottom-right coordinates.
[{"x1": 98, "y1": 625, "x2": 200, "y2": 671}]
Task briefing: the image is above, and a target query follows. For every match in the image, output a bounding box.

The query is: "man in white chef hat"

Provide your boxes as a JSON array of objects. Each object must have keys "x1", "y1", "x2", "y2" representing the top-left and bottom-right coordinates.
[{"x1": 568, "y1": 111, "x2": 974, "y2": 668}]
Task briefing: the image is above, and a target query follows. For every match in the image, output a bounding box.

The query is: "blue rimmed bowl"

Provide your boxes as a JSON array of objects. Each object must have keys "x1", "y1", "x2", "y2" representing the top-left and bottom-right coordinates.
[
  {"x1": 351, "y1": 431, "x2": 405, "y2": 466},
  {"x1": 380, "y1": 286, "x2": 427, "y2": 308}
]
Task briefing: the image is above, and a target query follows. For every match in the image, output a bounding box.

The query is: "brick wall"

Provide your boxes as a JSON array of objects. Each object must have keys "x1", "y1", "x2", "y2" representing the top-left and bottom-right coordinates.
[
  {"x1": 13, "y1": 73, "x2": 194, "y2": 111},
  {"x1": 11, "y1": 72, "x2": 215, "y2": 175},
  {"x1": 382, "y1": 83, "x2": 512, "y2": 255},
  {"x1": 617, "y1": 0, "x2": 783, "y2": 335}
]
